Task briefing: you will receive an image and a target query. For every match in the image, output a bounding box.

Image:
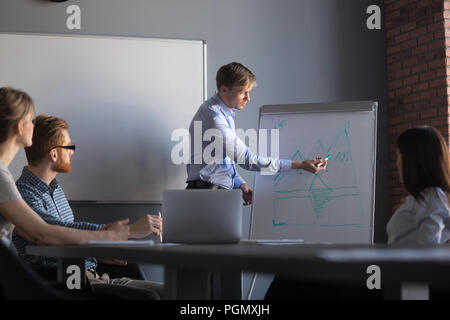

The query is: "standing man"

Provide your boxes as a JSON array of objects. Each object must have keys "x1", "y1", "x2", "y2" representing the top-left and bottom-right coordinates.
[
  {"x1": 186, "y1": 62, "x2": 327, "y2": 202},
  {"x1": 13, "y1": 114, "x2": 163, "y2": 299}
]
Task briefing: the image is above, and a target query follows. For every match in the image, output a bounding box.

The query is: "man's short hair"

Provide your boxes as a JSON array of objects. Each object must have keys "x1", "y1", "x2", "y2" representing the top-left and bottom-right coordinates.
[
  {"x1": 216, "y1": 62, "x2": 256, "y2": 90},
  {"x1": 25, "y1": 114, "x2": 69, "y2": 165}
]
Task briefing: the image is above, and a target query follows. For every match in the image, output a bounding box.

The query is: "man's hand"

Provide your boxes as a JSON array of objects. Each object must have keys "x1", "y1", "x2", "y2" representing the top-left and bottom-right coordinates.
[
  {"x1": 240, "y1": 183, "x2": 253, "y2": 206},
  {"x1": 293, "y1": 157, "x2": 327, "y2": 174},
  {"x1": 129, "y1": 214, "x2": 163, "y2": 239},
  {"x1": 101, "y1": 218, "x2": 131, "y2": 241}
]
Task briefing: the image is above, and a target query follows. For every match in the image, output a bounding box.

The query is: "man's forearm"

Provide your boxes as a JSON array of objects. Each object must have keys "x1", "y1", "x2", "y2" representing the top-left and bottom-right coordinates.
[{"x1": 291, "y1": 161, "x2": 305, "y2": 170}]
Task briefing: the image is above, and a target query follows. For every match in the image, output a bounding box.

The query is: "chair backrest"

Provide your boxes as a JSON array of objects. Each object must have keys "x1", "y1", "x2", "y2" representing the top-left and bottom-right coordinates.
[{"x1": 0, "y1": 238, "x2": 65, "y2": 300}]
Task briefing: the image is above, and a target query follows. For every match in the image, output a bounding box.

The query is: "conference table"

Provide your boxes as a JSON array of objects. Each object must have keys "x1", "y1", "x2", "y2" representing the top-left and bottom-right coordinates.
[{"x1": 26, "y1": 242, "x2": 450, "y2": 300}]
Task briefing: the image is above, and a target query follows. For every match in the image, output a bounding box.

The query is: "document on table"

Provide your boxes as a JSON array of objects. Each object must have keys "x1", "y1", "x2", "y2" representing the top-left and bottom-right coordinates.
[
  {"x1": 243, "y1": 239, "x2": 305, "y2": 245},
  {"x1": 87, "y1": 240, "x2": 154, "y2": 246}
]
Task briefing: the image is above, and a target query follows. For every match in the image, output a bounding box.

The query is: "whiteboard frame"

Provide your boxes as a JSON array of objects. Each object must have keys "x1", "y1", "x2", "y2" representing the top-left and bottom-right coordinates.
[
  {"x1": 0, "y1": 31, "x2": 207, "y2": 105},
  {"x1": 0, "y1": 31, "x2": 207, "y2": 204},
  {"x1": 249, "y1": 101, "x2": 378, "y2": 244}
]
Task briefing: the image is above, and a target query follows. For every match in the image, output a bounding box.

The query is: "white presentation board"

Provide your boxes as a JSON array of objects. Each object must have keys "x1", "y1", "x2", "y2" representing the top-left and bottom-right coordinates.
[
  {"x1": 0, "y1": 32, "x2": 206, "y2": 201},
  {"x1": 250, "y1": 102, "x2": 377, "y2": 244}
]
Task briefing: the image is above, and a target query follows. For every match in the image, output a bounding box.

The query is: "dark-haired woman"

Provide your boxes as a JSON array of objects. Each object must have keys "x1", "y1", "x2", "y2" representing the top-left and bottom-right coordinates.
[{"x1": 387, "y1": 126, "x2": 450, "y2": 244}]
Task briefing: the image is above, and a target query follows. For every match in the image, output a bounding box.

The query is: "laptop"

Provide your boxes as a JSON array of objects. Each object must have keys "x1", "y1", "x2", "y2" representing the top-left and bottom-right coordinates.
[{"x1": 162, "y1": 189, "x2": 242, "y2": 244}]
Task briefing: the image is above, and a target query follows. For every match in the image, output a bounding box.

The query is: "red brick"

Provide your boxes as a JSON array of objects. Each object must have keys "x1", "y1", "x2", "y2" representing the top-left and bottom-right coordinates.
[
  {"x1": 429, "y1": 39, "x2": 445, "y2": 50},
  {"x1": 388, "y1": 61, "x2": 403, "y2": 73},
  {"x1": 401, "y1": 21, "x2": 417, "y2": 33},
  {"x1": 387, "y1": 26, "x2": 402, "y2": 38},
  {"x1": 420, "y1": 70, "x2": 436, "y2": 81},
  {"x1": 401, "y1": 38, "x2": 417, "y2": 50},
  {"x1": 390, "y1": 115, "x2": 405, "y2": 125},
  {"x1": 388, "y1": 79, "x2": 403, "y2": 90},
  {"x1": 394, "y1": 0, "x2": 409, "y2": 10},
  {"x1": 412, "y1": 45, "x2": 428, "y2": 55},
  {"x1": 435, "y1": 28, "x2": 445, "y2": 39},
  {"x1": 413, "y1": 82, "x2": 429, "y2": 92},
  {"x1": 418, "y1": 33, "x2": 434, "y2": 44},
  {"x1": 420, "y1": 108, "x2": 438, "y2": 119},
  {"x1": 411, "y1": 26, "x2": 427, "y2": 38},
  {"x1": 437, "y1": 67, "x2": 447, "y2": 77},
  {"x1": 430, "y1": 97, "x2": 447, "y2": 107},
  {"x1": 397, "y1": 86, "x2": 412, "y2": 96},
  {"x1": 430, "y1": 78, "x2": 445, "y2": 87},
  {"x1": 385, "y1": 3, "x2": 395, "y2": 13},
  {"x1": 404, "y1": 74, "x2": 419, "y2": 85},
  {"x1": 386, "y1": 10, "x2": 401, "y2": 21},
  {"x1": 412, "y1": 63, "x2": 428, "y2": 74},
  {"x1": 431, "y1": 117, "x2": 449, "y2": 126},
  {"x1": 403, "y1": 57, "x2": 418, "y2": 67},
  {"x1": 413, "y1": 101, "x2": 430, "y2": 110},
  {"x1": 396, "y1": 68, "x2": 411, "y2": 78},
  {"x1": 396, "y1": 32, "x2": 410, "y2": 43},
  {"x1": 404, "y1": 93, "x2": 421, "y2": 103},
  {"x1": 429, "y1": 21, "x2": 444, "y2": 32},
  {"x1": 438, "y1": 87, "x2": 447, "y2": 96},
  {"x1": 421, "y1": 89, "x2": 437, "y2": 100},
  {"x1": 387, "y1": 44, "x2": 402, "y2": 55},
  {"x1": 429, "y1": 59, "x2": 445, "y2": 69}
]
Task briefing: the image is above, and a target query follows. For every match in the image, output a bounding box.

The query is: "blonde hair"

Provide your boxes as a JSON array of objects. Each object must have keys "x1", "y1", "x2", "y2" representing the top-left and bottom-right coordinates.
[
  {"x1": 0, "y1": 87, "x2": 35, "y2": 143},
  {"x1": 216, "y1": 62, "x2": 256, "y2": 90}
]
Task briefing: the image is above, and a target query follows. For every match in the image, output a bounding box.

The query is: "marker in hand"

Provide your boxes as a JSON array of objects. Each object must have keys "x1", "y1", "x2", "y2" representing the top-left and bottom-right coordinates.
[
  {"x1": 317, "y1": 153, "x2": 332, "y2": 167},
  {"x1": 158, "y1": 211, "x2": 163, "y2": 243}
]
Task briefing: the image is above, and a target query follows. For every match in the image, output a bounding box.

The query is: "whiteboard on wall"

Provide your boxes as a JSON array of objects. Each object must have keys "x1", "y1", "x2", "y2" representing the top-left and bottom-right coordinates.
[
  {"x1": 0, "y1": 32, "x2": 206, "y2": 201},
  {"x1": 250, "y1": 101, "x2": 377, "y2": 244}
]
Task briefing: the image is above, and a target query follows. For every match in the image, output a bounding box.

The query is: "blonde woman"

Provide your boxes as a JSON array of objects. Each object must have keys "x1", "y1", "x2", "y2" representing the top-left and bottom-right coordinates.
[{"x1": 0, "y1": 87, "x2": 130, "y2": 249}]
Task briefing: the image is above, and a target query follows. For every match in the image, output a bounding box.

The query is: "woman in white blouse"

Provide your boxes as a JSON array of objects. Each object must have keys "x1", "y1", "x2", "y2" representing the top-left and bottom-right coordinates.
[
  {"x1": 0, "y1": 87, "x2": 130, "y2": 247},
  {"x1": 387, "y1": 126, "x2": 450, "y2": 244}
]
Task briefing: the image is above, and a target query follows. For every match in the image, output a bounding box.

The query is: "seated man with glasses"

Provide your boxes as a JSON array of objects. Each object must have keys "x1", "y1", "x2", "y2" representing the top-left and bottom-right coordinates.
[{"x1": 12, "y1": 114, "x2": 164, "y2": 299}]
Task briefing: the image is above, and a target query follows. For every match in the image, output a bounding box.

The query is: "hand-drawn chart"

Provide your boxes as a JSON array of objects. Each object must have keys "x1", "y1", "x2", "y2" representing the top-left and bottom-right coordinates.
[
  {"x1": 251, "y1": 103, "x2": 376, "y2": 243},
  {"x1": 272, "y1": 121, "x2": 364, "y2": 227}
]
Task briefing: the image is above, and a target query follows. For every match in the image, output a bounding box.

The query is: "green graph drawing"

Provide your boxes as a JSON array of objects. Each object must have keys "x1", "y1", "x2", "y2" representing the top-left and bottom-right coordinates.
[{"x1": 272, "y1": 121, "x2": 364, "y2": 228}]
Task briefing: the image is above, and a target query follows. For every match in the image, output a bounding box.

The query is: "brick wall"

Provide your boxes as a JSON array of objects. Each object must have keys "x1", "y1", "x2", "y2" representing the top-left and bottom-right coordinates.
[{"x1": 385, "y1": 0, "x2": 449, "y2": 209}]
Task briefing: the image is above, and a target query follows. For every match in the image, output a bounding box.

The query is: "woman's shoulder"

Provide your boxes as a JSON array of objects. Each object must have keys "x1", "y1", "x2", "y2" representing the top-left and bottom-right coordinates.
[
  {"x1": 0, "y1": 163, "x2": 15, "y2": 184},
  {"x1": 422, "y1": 187, "x2": 449, "y2": 204},
  {"x1": 416, "y1": 187, "x2": 450, "y2": 218}
]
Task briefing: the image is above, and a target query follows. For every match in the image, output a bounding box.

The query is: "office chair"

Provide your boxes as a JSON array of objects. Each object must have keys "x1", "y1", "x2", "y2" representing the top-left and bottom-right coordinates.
[
  {"x1": 0, "y1": 239, "x2": 72, "y2": 299},
  {"x1": 0, "y1": 239, "x2": 159, "y2": 300}
]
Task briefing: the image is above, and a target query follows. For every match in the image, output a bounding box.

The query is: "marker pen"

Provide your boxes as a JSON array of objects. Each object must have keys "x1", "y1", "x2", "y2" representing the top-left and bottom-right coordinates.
[
  {"x1": 158, "y1": 211, "x2": 163, "y2": 243},
  {"x1": 317, "y1": 153, "x2": 332, "y2": 167}
]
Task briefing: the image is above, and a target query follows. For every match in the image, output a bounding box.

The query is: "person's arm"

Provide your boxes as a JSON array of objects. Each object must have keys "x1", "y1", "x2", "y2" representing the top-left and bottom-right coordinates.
[
  {"x1": 110, "y1": 214, "x2": 162, "y2": 239},
  {"x1": 23, "y1": 197, "x2": 104, "y2": 231},
  {"x1": 0, "y1": 199, "x2": 129, "y2": 245},
  {"x1": 213, "y1": 116, "x2": 326, "y2": 175},
  {"x1": 415, "y1": 189, "x2": 450, "y2": 244}
]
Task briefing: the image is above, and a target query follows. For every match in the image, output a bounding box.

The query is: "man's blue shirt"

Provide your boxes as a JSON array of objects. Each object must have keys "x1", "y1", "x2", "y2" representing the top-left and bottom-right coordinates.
[
  {"x1": 186, "y1": 94, "x2": 292, "y2": 189},
  {"x1": 13, "y1": 167, "x2": 102, "y2": 270}
]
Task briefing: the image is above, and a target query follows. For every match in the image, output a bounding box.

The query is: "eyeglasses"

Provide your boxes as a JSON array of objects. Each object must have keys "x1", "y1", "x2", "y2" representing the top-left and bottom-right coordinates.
[{"x1": 48, "y1": 145, "x2": 76, "y2": 152}]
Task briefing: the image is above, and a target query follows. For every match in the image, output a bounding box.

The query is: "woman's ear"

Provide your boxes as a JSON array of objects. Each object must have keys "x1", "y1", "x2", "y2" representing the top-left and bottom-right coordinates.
[{"x1": 15, "y1": 120, "x2": 24, "y2": 136}]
